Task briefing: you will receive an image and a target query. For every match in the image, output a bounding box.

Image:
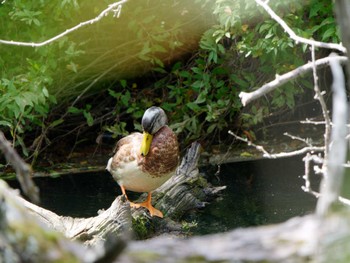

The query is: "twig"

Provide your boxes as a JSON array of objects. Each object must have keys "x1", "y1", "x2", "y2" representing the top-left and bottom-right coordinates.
[
  {"x1": 302, "y1": 153, "x2": 323, "y2": 194},
  {"x1": 283, "y1": 132, "x2": 313, "y2": 147},
  {"x1": 0, "y1": 131, "x2": 39, "y2": 203},
  {"x1": 228, "y1": 130, "x2": 324, "y2": 159},
  {"x1": 311, "y1": 45, "x2": 331, "y2": 168},
  {"x1": 302, "y1": 152, "x2": 350, "y2": 207},
  {"x1": 255, "y1": 0, "x2": 346, "y2": 53},
  {"x1": 239, "y1": 56, "x2": 348, "y2": 106},
  {"x1": 300, "y1": 119, "x2": 327, "y2": 125},
  {"x1": 0, "y1": 0, "x2": 128, "y2": 47}
]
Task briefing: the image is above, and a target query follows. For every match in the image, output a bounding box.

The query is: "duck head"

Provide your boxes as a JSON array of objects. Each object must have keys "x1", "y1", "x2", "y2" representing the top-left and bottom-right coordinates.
[{"x1": 140, "y1": 106, "x2": 168, "y2": 156}]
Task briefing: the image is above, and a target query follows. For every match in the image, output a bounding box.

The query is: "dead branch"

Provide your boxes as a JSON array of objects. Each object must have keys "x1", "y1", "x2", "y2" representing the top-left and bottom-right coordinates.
[
  {"x1": 0, "y1": 131, "x2": 39, "y2": 203},
  {"x1": 239, "y1": 55, "x2": 348, "y2": 106},
  {"x1": 228, "y1": 130, "x2": 325, "y2": 159},
  {"x1": 311, "y1": 45, "x2": 331, "y2": 167},
  {"x1": 255, "y1": 0, "x2": 346, "y2": 53},
  {"x1": 316, "y1": 53, "x2": 348, "y2": 216},
  {"x1": 0, "y1": 0, "x2": 128, "y2": 47}
]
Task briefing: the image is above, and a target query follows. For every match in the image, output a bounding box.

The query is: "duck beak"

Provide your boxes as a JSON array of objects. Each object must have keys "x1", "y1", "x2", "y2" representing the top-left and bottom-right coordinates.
[{"x1": 141, "y1": 131, "x2": 153, "y2": 156}]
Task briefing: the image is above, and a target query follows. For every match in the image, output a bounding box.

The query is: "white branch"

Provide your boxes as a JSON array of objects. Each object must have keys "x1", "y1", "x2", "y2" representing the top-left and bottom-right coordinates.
[
  {"x1": 311, "y1": 45, "x2": 331, "y2": 167},
  {"x1": 255, "y1": 0, "x2": 346, "y2": 53},
  {"x1": 283, "y1": 132, "x2": 313, "y2": 147},
  {"x1": 228, "y1": 130, "x2": 324, "y2": 159},
  {"x1": 0, "y1": 0, "x2": 128, "y2": 47},
  {"x1": 239, "y1": 56, "x2": 348, "y2": 106},
  {"x1": 316, "y1": 53, "x2": 349, "y2": 216},
  {"x1": 300, "y1": 119, "x2": 327, "y2": 125}
]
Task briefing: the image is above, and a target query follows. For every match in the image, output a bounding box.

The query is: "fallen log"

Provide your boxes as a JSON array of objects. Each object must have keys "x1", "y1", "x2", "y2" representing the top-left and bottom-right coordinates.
[
  {"x1": 119, "y1": 214, "x2": 320, "y2": 263},
  {"x1": 20, "y1": 142, "x2": 226, "y2": 243},
  {"x1": 0, "y1": 179, "x2": 126, "y2": 263}
]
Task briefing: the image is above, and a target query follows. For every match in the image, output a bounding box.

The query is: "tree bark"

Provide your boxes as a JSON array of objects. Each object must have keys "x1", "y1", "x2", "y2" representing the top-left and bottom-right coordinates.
[{"x1": 19, "y1": 142, "x2": 225, "y2": 243}]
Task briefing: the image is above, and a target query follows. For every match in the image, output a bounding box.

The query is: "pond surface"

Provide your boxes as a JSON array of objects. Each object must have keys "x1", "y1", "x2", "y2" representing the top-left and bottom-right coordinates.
[
  {"x1": 7, "y1": 156, "x2": 318, "y2": 235},
  {"x1": 191, "y1": 156, "x2": 318, "y2": 235}
]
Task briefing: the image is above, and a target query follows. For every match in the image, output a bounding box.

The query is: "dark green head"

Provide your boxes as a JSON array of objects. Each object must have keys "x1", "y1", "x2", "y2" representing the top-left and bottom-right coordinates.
[{"x1": 141, "y1": 106, "x2": 168, "y2": 135}]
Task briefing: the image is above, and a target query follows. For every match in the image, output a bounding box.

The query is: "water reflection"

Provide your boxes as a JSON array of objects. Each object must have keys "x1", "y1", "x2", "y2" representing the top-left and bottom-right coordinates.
[{"x1": 191, "y1": 157, "x2": 318, "y2": 235}]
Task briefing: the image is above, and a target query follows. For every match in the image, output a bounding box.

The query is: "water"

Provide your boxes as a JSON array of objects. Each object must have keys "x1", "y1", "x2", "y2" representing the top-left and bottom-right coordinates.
[
  {"x1": 7, "y1": 156, "x2": 318, "y2": 234},
  {"x1": 191, "y1": 156, "x2": 318, "y2": 234},
  {"x1": 9, "y1": 172, "x2": 120, "y2": 217}
]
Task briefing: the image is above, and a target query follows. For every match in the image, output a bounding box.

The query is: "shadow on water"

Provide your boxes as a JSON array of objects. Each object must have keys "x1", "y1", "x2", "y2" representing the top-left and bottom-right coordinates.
[
  {"x1": 9, "y1": 172, "x2": 120, "y2": 218},
  {"x1": 190, "y1": 156, "x2": 319, "y2": 235},
  {"x1": 7, "y1": 156, "x2": 319, "y2": 234}
]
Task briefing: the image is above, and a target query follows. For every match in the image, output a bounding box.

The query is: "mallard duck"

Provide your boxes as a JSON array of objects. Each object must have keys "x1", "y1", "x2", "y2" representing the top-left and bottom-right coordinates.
[{"x1": 106, "y1": 106, "x2": 179, "y2": 218}]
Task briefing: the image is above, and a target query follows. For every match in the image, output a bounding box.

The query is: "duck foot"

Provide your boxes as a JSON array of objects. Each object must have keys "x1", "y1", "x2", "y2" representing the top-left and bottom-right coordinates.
[
  {"x1": 130, "y1": 192, "x2": 163, "y2": 218},
  {"x1": 120, "y1": 186, "x2": 163, "y2": 218}
]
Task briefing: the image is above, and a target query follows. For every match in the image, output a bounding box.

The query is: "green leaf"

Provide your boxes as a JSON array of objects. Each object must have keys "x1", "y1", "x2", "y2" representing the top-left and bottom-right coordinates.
[
  {"x1": 120, "y1": 79, "x2": 127, "y2": 88},
  {"x1": 49, "y1": 119, "x2": 64, "y2": 128},
  {"x1": 16, "y1": 136, "x2": 28, "y2": 157},
  {"x1": 68, "y1": 106, "x2": 82, "y2": 114},
  {"x1": 322, "y1": 27, "x2": 335, "y2": 41},
  {"x1": 191, "y1": 67, "x2": 202, "y2": 74},
  {"x1": 83, "y1": 111, "x2": 94, "y2": 126},
  {"x1": 152, "y1": 44, "x2": 167, "y2": 53},
  {"x1": 191, "y1": 80, "x2": 204, "y2": 89},
  {"x1": 42, "y1": 87, "x2": 49, "y2": 97},
  {"x1": 0, "y1": 120, "x2": 13, "y2": 129},
  {"x1": 186, "y1": 102, "x2": 201, "y2": 112},
  {"x1": 207, "y1": 123, "x2": 216, "y2": 133},
  {"x1": 195, "y1": 90, "x2": 208, "y2": 104},
  {"x1": 121, "y1": 91, "x2": 131, "y2": 106}
]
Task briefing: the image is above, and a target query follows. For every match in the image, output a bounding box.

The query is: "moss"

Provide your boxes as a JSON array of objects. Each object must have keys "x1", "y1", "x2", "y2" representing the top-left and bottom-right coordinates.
[
  {"x1": 181, "y1": 220, "x2": 198, "y2": 233},
  {"x1": 8, "y1": 222, "x2": 80, "y2": 262},
  {"x1": 132, "y1": 216, "x2": 154, "y2": 240}
]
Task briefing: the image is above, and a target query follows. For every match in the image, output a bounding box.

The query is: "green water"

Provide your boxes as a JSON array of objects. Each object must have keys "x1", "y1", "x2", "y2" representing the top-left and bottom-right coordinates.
[{"x1": 8, "y1": 156, "x2": 317, "y2": 234}]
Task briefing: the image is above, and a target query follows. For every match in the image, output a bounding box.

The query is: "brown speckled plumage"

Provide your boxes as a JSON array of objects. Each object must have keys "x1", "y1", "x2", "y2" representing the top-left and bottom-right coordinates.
[
  {"x1": 139, "y1": 126, "x2": 179, "y2": 177},
  {"x1": 111, "y1": 126, "x2": 179, "y2": 178},
  {"x1": 106, "y1": 106, "x2": 179, "y2": 217}
]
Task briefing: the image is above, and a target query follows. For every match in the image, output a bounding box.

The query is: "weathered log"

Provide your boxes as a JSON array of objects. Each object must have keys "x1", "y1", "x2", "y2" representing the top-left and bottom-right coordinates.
[
  {"x1": 20, "y1": 142, "x2": 225, "y2": 242},
  {"x1": 21, "y1": 194, "x2": 132, "y2": 245},
  {"x1": 0, "y1": 180, "x2": 126, "y2": 263},
  {"x1": 119, "y1": 214, "x2": 321, "y2": 263}
]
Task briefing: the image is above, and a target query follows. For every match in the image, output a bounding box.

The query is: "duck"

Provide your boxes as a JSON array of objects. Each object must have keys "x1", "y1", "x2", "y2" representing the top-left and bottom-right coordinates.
[{"x1": 106, "y1": 106, "x2": 179, "y2": 218}]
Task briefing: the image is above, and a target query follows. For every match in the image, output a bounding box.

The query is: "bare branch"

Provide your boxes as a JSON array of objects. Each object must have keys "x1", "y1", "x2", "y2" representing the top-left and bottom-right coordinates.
[
  {"x1": 302, "y1": 153, "x2": 323, "y2": 195},
  {"x1": 316, "y1": 53, "x2": 349, "y2": 216},
  {"x1": 0, "y1": 0, "x2": 128, "y2": 47},
  {"x1": 0, "y1": 131, "x2": 39, "y2": 203},
  {"x1": 239, "y1": 56, "x2": 348, "y2": 106},
  {"x1": 228, "y1": 130, "x2": 324, "y2": 159},
  {"x1": 255, "y1": 0, "x2": 346, "y2": 53},
  {"x1": 283, "y1": 132, "x2": 313, "y2": 147},
  {"x1": 302, "y1": 153, "x2": 350, "y2": 207},
  {"x1": 311, "y1": 45, "x2": 331, "y2": 167},
  {"x1": 300, "y1": 119, "x2": 327, "y2": 125}
]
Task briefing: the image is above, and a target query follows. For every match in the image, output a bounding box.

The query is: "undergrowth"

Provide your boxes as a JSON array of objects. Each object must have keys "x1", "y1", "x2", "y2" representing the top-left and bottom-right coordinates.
[{"x1": 0, "y1": 0, "x2": 338, "y2": 165}]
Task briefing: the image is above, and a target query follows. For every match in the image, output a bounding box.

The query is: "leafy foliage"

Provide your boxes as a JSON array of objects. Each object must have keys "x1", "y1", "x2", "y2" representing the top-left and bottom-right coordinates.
[
  {"x1": 0, "y1": 0, "x2": 85, "y2": 157},
  {"x1": 147, "y1": 0, "x2": 339, "y2": 144},
  {"x1": 0, "y1": 0, "x2": 339, "y2": 162}
]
